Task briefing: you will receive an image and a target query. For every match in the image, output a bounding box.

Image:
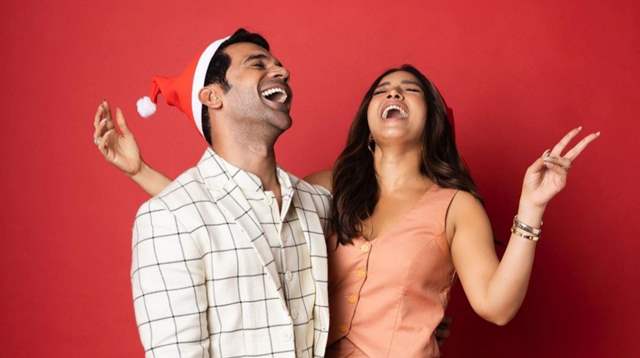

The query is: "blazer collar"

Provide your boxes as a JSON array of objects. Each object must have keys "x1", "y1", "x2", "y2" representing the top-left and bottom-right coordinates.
[{"x1": 196, "y1": 148, "x2": 292, "y2": 303}]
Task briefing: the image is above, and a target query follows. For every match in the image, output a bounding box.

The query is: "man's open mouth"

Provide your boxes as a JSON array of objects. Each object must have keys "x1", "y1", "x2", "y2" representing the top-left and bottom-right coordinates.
[{"x1": 260, "y1": 86, "x2": 289, "y2": 104}]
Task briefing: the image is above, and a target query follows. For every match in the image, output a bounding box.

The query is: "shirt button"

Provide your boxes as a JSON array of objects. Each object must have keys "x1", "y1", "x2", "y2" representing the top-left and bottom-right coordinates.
[
  {"x1": 284, "y1": 329, "x2": 293, "y2": 340},
  {"x1": 347, "y1": 294, "x2": 358, "y2": 304},
  {"x1": 285, "y1": 271, "x2": 293, "y2": 281},
  {"x1": 264, "y1": 194, "x2": 273, "y2": 206},
  {"x1": 360, "y1": 243, "x2": 370, "y2": 253},
  {"x1": 339, "y1": 323, "x2": 349, "y2": 333},
  {"x1": 356, "y1": 268, "x2": 366, "y2": 278},
  {"x1": 291, "y1": 309, "x2": 298, "y2": 320}
]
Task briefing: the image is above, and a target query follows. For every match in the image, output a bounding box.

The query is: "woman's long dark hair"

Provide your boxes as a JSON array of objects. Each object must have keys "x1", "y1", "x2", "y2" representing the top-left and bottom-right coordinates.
[{"x1": 331, "y1": 64, "x2": 481, "y2": 245}]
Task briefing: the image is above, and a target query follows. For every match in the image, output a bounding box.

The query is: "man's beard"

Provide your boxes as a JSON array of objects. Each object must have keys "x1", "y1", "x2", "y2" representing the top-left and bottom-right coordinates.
[{"x1": 230, "y1": 89, "x2": 292, "y2": 132}]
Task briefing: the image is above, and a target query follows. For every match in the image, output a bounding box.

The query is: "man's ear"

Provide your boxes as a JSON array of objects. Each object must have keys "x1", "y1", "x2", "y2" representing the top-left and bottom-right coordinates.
[{"x1": 199, "y1": 85, "x2": 223, "y2": 110}]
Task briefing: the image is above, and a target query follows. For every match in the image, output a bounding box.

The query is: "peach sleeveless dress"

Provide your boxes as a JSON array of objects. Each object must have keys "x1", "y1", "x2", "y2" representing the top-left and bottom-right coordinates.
[{"x1": 325, "y1": 186, "x2": 458, "y2": 357}]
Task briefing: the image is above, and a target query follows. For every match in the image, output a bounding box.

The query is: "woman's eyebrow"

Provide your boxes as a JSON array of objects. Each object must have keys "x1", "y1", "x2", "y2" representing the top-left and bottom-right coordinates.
[
  {"x1": 401, "y1": 80, "x2": 421, "y2": 86},
  {"x1": 376, "y1": 80, "x2": 421, "y2": 88}
]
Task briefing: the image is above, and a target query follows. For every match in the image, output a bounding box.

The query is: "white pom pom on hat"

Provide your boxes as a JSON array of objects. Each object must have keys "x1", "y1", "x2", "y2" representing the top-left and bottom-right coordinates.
[
  {"x1": 136, "y1": 96, "x2": 157, "y2": 118},
  {"x1": 135, "y1": 35, "x2": 230, "y2": 138}
]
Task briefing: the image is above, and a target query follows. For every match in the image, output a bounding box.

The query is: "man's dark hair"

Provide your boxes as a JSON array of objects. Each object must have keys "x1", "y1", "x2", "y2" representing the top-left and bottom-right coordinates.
[{"x1": 201, "y1": 28, "x2": 270, "y2": 144}]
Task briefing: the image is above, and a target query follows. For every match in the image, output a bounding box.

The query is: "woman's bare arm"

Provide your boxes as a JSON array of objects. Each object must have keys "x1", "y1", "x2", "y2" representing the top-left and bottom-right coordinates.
[
  {"x1": 93, "y1": 100, "x2": 172, "y2": 196},
  {"x1": 449, "y1": 127, "x2": 600, "y2": 325},
  {"x1": 304, "y1": 169, "x2": 333, "y2": 193},
  {"x1": 129, "y1": 162, "x2": 172, "y2": 197}
]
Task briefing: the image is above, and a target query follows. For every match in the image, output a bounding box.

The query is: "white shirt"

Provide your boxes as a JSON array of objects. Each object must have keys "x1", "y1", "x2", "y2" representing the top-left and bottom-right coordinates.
[{"x1": 216, "y1": 154, "x2": 316, "y2": 357}]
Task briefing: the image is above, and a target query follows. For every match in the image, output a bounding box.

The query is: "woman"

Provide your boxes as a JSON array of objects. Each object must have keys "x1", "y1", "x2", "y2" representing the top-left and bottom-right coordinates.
[{"x1": 93, "y1": 65, "x2": 598, "y2": 357}]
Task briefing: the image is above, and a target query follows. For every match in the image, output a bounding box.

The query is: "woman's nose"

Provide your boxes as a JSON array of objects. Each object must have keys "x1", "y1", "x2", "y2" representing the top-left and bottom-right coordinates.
[{"x1": 386, "y1": 89, "x2": 403, "y2": 100}]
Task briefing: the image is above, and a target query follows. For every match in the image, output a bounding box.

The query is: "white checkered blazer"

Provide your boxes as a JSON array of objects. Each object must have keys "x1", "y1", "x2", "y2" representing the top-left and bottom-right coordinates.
[{"x1": 131, "y1": 148, "x2": 331, "y2": 358}]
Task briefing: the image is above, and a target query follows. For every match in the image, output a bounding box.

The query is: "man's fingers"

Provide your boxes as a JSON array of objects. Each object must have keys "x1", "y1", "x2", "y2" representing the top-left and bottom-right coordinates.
[
  {"x1": 115, "y1": 107, "x2": 129, "y2": 134},
  {"x1": 551, "y1": 126, "x2": 582, "y2": 156},
  {"x1": 564, "y1": 132, "x2": 601, "y2": 161}
]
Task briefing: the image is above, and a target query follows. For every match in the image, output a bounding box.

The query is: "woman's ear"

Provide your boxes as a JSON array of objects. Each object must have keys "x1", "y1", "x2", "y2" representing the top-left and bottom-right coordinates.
[{"x1": 199, "y1": 85, "x2": 223, "y2": 109}]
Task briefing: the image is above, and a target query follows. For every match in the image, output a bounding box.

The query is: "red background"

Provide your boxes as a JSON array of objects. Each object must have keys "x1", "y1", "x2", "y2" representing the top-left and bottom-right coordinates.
[{"x1": 2, "y1": 0, "x2": 638, "y2": 356}]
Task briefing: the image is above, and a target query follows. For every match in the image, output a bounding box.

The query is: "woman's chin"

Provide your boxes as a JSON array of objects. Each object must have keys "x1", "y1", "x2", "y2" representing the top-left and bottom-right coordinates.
[
  {"x1": 375, "y1": 136, "x2": 423, "y2": 151},
  {"x1": 375, "y1": 128, "x2": 417, "y2": 142}
]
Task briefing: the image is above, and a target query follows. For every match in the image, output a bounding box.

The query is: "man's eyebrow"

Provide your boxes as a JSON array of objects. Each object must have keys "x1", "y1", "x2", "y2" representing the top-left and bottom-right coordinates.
[
  {"x1": 243, "y1": 53, "x2": 282, "y2": 67},
  {"x1": 243, "y1": 53, "x2": 268, "y2": 63}
]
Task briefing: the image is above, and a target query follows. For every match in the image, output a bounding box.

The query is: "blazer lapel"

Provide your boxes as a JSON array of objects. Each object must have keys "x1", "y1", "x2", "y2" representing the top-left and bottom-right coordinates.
[
  {"x1": 291, "y1": 178, "x2": 330, "y2": 333},
  {"x1": 197, "y1": 150, "x2": 285, "y2": 303}
]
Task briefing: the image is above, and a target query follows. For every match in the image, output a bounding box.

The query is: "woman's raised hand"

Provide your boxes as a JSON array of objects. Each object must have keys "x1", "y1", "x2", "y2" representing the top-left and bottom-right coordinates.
[
  {"x1": 520, "y1": 127, "x2": 600, "y2": 209},
  {"x1": 93, "y1": 100, "x2": 143, "y2": 176}
]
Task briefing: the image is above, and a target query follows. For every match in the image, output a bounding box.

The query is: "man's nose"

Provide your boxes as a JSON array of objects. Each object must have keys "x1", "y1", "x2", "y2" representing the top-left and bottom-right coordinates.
[
  {"x1": 269, "y1": 65, "x2": 289, "y2": 82},
  {"x1": 386, "y1": 88, "x2": 403, "y2": 100}
]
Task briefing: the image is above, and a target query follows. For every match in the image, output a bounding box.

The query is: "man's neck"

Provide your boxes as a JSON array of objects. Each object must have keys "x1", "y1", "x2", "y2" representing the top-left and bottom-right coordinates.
[{"x1": 211, "y1": 139, "x2": 280, "y2": 194}]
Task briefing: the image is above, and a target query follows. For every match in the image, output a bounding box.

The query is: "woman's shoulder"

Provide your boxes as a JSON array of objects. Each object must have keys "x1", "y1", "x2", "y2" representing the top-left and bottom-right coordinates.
[
  {"x1": 446, "y1": 189, "x2": 484, "y2": 216},
  {"x1": 303, "y1": 169, "x2": 333, "y2": 193},
  {"x1": 430, "y1": 188, "x2": 484, "y2": 244}
]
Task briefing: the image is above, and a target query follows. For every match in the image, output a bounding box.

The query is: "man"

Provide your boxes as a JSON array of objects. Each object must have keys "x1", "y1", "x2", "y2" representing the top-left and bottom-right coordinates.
[{"x1": 97, "y1": 29, "x2": 331, "y2": 358}]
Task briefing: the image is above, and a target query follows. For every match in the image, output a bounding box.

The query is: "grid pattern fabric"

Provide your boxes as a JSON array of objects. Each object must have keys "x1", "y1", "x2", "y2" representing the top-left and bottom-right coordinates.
[
  {"x1": 213, "y1": 152, "x2": 315, "y2": 357},
  {"x1": 131, "y1": 148, "x2": 331, "y2": 358}
]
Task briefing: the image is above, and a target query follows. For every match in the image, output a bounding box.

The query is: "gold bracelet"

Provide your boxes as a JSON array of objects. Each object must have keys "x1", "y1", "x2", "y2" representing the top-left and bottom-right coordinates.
[
  {"x1": 513, "y1": 216, "x2": 542, "y2": 236},
  {"x1": 511, "y1": 227, "x2": 540, "y2": 242}
]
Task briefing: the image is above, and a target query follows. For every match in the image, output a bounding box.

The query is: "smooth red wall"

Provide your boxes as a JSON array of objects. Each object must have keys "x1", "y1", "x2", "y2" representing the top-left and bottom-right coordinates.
[{"x1": 1, "y1": 0, "x2": 638, "y2": 356}]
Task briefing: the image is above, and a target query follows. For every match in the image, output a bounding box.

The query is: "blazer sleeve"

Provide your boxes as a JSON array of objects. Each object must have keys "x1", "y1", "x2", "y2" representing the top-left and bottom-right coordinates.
[{"x1": 131, "y1": 199, "x2": 210, "y2": 358}]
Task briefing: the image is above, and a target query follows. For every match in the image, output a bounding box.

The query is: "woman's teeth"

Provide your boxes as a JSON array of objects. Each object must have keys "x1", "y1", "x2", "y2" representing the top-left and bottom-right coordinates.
[{"x1": 382, "y1": 105, "x2": 408, "y2": 119}]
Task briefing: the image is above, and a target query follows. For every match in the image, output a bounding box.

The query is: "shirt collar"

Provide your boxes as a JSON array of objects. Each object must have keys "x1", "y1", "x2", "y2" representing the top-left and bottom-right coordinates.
[{"x1": 209, "y1": 148, "x2": 293, "y2": 197}]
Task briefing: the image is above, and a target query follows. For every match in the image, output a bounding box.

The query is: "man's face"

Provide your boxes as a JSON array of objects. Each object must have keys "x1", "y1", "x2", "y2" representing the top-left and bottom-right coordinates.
[{"x1": 219, "y1": 42, "x2": 293, "y2": 132}]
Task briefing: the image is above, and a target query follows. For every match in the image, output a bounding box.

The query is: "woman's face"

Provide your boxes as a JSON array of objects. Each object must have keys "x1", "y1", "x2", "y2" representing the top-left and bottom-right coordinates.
[{"x1": 367, "y1": 70, "x2": 428, "y2": 147}]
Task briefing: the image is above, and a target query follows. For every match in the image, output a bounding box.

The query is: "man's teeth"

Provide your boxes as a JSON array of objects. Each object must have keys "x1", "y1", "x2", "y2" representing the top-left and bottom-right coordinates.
[
  {"x1": 261, "y1": 87, "x2": 286, "y2": 97},
  {"x1": 382, "y1": 105, "x2": 408, "y2": 119},
  {"x1": 261, "y1": 87, "x2": 288, "y2": 103}
]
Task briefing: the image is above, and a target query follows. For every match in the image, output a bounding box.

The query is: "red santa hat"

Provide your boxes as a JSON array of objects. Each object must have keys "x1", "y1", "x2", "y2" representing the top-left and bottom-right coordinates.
[{"x1": 136, "y1": 35, "x2": 230, "y2": 138}]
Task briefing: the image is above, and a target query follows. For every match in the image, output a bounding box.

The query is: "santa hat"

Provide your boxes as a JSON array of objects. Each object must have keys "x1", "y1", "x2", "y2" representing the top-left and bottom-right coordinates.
[{"x1": 136, "y1": 35, "x2": 230, "y2": 138}]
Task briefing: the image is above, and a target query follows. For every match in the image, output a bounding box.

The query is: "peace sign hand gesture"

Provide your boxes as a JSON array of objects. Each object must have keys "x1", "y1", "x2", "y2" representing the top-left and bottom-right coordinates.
[{"x1": 520, "y1": 127, "x2": 600, "y2": 209}]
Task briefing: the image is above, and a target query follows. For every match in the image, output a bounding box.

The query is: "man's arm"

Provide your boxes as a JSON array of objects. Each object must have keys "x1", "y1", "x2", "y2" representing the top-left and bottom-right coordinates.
[{"x1": 131, "y1": 199, "x2": 210, "y2": 357}]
